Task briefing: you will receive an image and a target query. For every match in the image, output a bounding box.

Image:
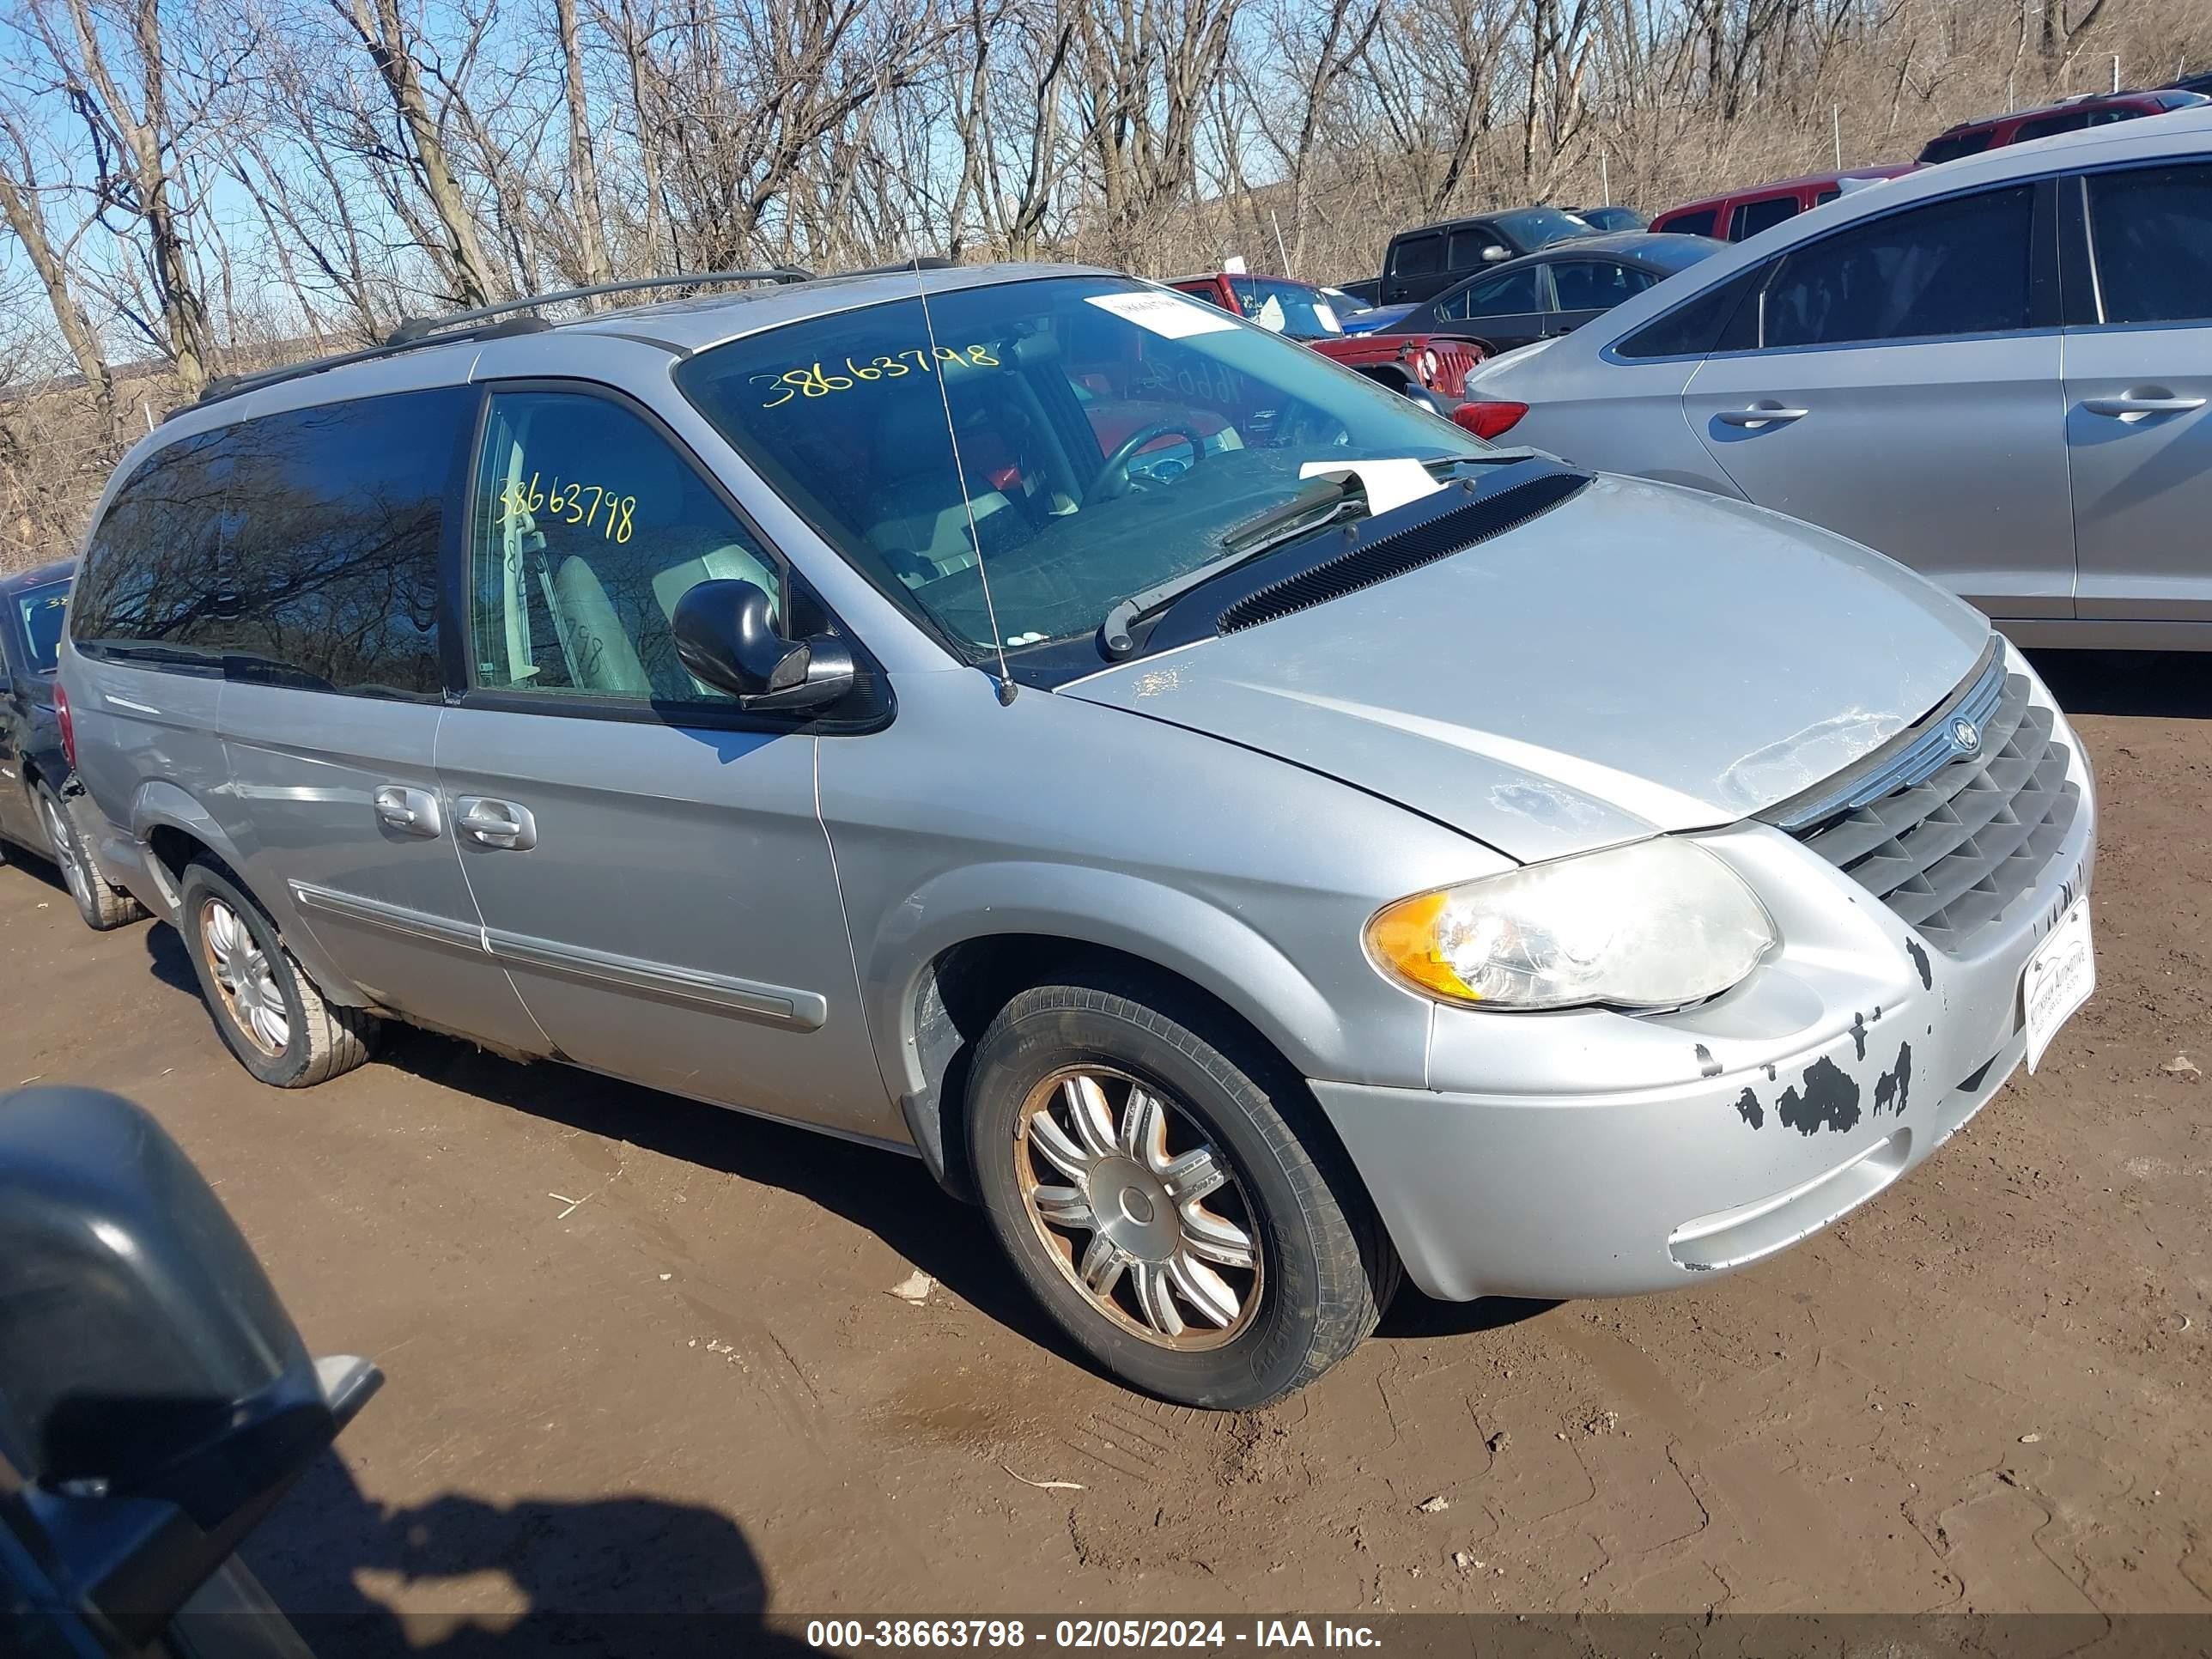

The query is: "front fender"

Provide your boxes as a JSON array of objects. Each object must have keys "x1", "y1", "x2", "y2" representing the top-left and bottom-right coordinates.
[{"x1": 862, "y1": 860, "x2": 1363, "y2": 1102}]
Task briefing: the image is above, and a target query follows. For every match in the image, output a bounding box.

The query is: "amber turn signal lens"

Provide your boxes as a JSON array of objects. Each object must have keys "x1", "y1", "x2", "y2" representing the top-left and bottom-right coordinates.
[{"x1": 1364, "y1": 890, "x2": 1480, "y2": 1003}]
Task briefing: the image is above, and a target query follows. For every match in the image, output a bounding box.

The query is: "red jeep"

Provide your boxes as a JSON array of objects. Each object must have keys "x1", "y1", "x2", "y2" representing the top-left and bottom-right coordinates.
[{"x1": 1168, "y1": 272, "x2": 1486, "y2": 402}]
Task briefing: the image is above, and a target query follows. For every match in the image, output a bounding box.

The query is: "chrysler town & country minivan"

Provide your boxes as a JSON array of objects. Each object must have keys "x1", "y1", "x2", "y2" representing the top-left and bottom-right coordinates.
[{"x1": 59, "y1": 264, "x2": 2097, "y2": 1407}]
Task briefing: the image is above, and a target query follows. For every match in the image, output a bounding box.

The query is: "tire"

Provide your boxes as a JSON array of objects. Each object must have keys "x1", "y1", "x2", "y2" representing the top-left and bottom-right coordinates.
[
  {"x1": 178, "y1": 859, "x2": 378, "y2": 1087},
  {"x1": 36, "y1": 784, "x2": 146, "y2": 932},
  {"x1": 965, "y1": 972, "x2": 1398, "y2": 1408}
]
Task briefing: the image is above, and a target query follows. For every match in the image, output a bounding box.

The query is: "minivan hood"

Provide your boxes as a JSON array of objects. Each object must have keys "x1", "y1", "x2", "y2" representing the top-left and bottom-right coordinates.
[{"x1": 1060, "y1": 473, "x2": 1990, "y2": 864}]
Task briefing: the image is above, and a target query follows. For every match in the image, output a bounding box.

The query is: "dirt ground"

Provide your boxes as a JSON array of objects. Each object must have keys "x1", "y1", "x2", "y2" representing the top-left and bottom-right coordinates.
[{"x1": 2, "y1": 650, "x2": 2207, "y2": 1640}]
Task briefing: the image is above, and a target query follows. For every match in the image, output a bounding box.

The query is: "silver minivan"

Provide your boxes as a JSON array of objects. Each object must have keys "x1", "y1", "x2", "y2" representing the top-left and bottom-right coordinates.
[{"x1": 60, "y1": 265, "x2": 2098, "y2": 1407}]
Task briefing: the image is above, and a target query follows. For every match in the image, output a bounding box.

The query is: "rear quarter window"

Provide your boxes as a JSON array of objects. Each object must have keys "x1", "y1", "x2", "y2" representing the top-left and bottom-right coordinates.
[
  {"x1": 70, "y1": 429, "x2": 234, "y2": 657},
  {"x1": 1918, "y1": 129, "x2": 1996, "y2": 165},
  {"x1": 1656, "y1": 207, "x2": 1718, "y2": 239}
]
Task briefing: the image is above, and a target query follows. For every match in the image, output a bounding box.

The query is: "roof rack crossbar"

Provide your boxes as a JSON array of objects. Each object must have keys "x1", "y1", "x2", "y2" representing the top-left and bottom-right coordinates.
[{"x1": 384, "y1": 266, "x2": 813, "y2": 346}]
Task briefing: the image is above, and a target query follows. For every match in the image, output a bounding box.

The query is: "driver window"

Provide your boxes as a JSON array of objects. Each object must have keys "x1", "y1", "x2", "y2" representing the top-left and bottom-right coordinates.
[{"x1": 467, "y1": 389, "x2": 783, "y2": 704}]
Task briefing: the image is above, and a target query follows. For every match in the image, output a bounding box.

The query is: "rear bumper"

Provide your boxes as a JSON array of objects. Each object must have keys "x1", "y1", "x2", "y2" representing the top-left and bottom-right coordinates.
[{"x1": 85, "y1": 823, "x2": 176, "y2": 923}]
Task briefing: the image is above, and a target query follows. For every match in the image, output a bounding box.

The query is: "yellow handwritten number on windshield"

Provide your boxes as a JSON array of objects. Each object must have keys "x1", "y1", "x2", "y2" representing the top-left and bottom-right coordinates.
[{"x1": 753, "y1": 344, "x2": 1000, "y2": 410}]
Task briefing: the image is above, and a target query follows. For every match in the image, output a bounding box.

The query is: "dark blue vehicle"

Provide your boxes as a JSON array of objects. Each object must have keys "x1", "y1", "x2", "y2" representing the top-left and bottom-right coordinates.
[{"x1": 0, "y1": 560, "x2": 143, "y2": 929}]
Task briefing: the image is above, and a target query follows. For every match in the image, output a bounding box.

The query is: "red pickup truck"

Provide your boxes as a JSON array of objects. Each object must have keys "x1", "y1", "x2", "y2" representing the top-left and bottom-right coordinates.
[{"x1": 1168, "y1": 272, "x2": 1485, "y2": 402}]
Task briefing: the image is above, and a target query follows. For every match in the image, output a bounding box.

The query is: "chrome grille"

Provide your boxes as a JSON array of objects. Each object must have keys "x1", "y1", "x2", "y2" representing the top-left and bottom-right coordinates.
[{"x1": 1794, "y1": 668, "x2": 2079, "y2": 957}]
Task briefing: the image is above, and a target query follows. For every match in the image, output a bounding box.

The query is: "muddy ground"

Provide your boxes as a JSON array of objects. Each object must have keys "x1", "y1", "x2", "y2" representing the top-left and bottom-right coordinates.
[{"x1": 2, "y1": 650, "x2": 2206, "y2": 1642}]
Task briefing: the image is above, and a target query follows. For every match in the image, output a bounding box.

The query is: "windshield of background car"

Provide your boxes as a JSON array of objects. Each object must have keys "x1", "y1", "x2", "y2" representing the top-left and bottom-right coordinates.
[
  {"x1": 1493, "y1": 207, "x2": 1595, "y2": 250},
  {"x1": 1228, "y1": 277, "x2": 1345, "y2": 338},
  {"x1": 14, "y1": 580, "x2": 69, "y2": 672},
  {"x1": 676, "y1": 276, "x2": 1482, "y2": 659}
]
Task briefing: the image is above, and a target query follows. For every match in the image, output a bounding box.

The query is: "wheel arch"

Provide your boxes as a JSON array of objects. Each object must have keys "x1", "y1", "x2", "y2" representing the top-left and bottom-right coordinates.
[
  {"x1": 131, "y1": 783, "x2": 371, "y2": 1007},
  {"x1": 865, "y1": 865, "x2": 1353, "y2": 1199}
]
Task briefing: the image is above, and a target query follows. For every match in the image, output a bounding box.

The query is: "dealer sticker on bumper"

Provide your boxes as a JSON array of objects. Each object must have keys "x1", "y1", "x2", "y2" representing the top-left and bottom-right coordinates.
[{"x1": 2023, "y1": 901, "x2": 2095, "y2": 1074}]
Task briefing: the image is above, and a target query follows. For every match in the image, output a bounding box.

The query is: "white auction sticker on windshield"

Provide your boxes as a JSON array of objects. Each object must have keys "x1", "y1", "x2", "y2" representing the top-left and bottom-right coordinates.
[{"x1": 1087, "y1": 291, "x2": 1239, "y2": 339}]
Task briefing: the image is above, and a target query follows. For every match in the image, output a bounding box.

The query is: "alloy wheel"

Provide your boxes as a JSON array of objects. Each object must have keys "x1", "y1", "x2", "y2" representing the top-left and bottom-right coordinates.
[
  {"x1": 40, "y1": 796, "x2": 93, "y2": 914},
  {"x1": 1014, "y1": 1066, "x2": 1262, "y2": 1349},
  {"x1": 201, "y1": 897, "x2": 290, "y2": 1055}
]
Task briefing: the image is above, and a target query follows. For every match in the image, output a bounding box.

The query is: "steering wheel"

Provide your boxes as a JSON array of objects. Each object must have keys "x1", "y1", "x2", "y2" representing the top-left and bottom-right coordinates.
[{"x1": 1089, "y1": 421, "x2": 1209, "y2": 501}]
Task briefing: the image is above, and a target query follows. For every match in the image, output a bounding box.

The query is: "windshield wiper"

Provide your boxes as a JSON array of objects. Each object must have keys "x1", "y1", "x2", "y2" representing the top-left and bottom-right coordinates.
[
  {"x1": 1097, "y1": 477, "x2": 1363, "y2": 659},
  {"x1": 1095, "y1": 450, "x2": 1551, "y2": 660}
]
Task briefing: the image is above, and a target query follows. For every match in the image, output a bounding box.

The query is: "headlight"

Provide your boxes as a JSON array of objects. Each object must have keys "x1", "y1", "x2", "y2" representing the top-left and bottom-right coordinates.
[
  {"x1": 1364, "y1": 838, "x2": 1775, "y2": 1011},
  {"x1": 1421, "y1": 349, "x2": 1439, "y2": 382}
]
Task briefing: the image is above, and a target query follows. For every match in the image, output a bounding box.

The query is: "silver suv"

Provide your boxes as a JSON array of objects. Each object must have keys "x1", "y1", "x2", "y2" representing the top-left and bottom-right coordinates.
[{"x1": 59, "y1": 264, "x2": 2098, "y2": 1407}]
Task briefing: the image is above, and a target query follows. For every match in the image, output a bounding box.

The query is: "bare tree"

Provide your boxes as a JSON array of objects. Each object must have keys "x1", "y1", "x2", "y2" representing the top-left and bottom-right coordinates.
[
  {"x1": 25, "y1": 0, "x2": 228, "y2": 392},
  {"x1": 0, "y1": 99, "x2": 118, "y2": 444},
  {"x1": 330, "y1": 0, "x2": 503, "y2": 303}
]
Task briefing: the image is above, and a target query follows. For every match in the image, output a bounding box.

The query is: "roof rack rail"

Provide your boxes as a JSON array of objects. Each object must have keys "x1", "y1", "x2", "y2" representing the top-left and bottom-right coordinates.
[
  {"x1": 383, "y1": 266, "x2": 812, "y2": 346},
  {"x1": 184, "y1": 266, "x2": 811, "y2": 416},
  {"x1": 185, "y1": 315, "x2": 553, "y2": 415},
  {"x1": 835, "y1": 255, "x2": 958, "y2": 279}
]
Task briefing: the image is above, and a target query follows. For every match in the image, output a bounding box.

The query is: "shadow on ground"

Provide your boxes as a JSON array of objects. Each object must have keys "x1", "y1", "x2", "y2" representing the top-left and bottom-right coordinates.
[
  {"x1": 392, "y1": 1022, "x2": 1097, "y2": 1371},
  {"x1": 2025, "y1": 649, "x2": 2212, "y2": 719},
  {"x1": 245, "y1": 1452, "x2": 814, "y2": 1658}
]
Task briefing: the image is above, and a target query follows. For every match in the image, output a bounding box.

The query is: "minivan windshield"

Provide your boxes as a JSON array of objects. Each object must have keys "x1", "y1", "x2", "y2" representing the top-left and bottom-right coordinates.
[
  {"x1": 1493, "y1": 207, "x2": 1595, "y2": 251},
  {"x1": 14, "y1": 579, "x2": 69, "y2": 672},
  {"x1": 677, "y1": 276, "x2": 1483, "y2": 656}
]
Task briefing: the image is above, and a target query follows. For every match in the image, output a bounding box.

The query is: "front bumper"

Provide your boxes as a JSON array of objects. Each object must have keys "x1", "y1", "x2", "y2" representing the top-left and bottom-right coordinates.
[{"x1": 1314, "y1": 665, "x2": 2097, "y2": 1304}]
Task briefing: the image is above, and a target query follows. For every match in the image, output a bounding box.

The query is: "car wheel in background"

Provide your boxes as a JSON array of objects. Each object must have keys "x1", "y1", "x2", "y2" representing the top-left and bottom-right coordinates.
[
  {"x1": 965, "y1": 972, "x2": 1399, "y2": 1408},
  {"x1": 36, "y1": 785, "x2": 146, "y2": 932},
  {"x1": 178, "y1": 859, "x2": 378, "y2": 1088}
]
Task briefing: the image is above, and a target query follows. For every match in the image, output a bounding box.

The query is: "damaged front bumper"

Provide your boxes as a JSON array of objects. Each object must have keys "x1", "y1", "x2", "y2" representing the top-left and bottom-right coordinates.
[{"x1": 1311, "y1": 679, "x2": 2097, "y2": 1304}]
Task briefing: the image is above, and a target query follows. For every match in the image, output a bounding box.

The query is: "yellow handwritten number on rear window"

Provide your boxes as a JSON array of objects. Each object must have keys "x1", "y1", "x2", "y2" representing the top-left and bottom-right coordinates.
[{"x1": 751, "y1": 344, "x2": 1000, "y2": 410}]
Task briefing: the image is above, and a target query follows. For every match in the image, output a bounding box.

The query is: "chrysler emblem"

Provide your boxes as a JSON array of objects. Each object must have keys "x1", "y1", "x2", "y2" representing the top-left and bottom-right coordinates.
[{"x1": 1950, "y1": 717, "x2": 1982, "y2": 755}]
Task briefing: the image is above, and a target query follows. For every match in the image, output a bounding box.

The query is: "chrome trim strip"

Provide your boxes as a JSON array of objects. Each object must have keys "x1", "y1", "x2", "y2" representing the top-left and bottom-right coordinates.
[
  {"x1": 290, "y1": 882, "x2": 488, "y2": 956},
  {"x1": 484, "y1": 927, "x2": 829, "y2": 1030},
  {"x1": 1762, "y1": 636, "x2": 2007, "y2": 834}
]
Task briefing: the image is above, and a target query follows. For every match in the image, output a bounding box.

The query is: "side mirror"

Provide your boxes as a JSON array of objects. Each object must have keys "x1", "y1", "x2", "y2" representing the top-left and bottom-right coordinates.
[
  {"x1": 1397, "y1": 385, "x2": 1446, "y2": 416},
  {"x1": 671, "y1": 579, "x2": 856, "y2": 714},
  {"x1": 1481, "y1": 245, "x2": 1511, "y2": 263},
  {"x1": 0, "y1": 1086, "x2": 379, "y2": 1647}
]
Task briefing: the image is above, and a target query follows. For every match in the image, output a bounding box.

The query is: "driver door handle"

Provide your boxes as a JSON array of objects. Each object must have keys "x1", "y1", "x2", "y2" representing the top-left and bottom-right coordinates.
[
  {"x1": 1715, "y1": 404, "x2": 1810, "y2": 427},
  {"x1": 2082, "y1": 392, "x2": 2206, "y2": 418},
  {"x1": 454, "y1": 797, "x2": 538, "y2": 851}
]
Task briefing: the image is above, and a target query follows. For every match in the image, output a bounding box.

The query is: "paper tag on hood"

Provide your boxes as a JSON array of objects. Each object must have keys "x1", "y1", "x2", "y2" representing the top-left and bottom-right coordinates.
[{"x1": 1298, "y1": 458, "x2": 1443, "y2": 515}]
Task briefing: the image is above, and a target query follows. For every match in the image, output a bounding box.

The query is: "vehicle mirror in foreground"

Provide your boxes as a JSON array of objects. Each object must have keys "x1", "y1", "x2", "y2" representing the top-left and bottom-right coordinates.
[
  {"x1": 672, "y1": 578, "x2": 857, "y2": 713},
  {"x1": 0, "y1": 1085, "x2": 380, "y2": 1649},
  {"x1": 1398, "y1": 386, "x2": 1446, "y2": 416}
]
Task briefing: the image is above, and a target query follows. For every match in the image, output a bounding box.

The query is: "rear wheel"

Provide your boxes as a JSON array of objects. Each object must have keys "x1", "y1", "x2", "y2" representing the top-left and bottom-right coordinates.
[
  {"x1": 966, "y1": 974, "x2": 1396, "y2": 1408},
  {"x1": 179, "y1": 860, "x2": 378, "y2": 1087},
  {"x1": 36, "y1": 785, "x2": 145, "y2": 932}
]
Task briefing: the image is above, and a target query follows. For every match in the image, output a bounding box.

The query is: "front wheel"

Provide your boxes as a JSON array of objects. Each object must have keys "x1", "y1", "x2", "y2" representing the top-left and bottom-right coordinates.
[{"x1": 965, "y1": 975, "x2": 1397, "y2": 1408}]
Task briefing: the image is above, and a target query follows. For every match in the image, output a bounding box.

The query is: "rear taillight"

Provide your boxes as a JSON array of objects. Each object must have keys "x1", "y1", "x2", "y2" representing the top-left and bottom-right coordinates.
[
  {"x1": 54, "y1": 680, "x2": 76, "y2": 770},
  {"x1": 1453, "y1": 400, "x2": 1528, "y2": 440}
]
